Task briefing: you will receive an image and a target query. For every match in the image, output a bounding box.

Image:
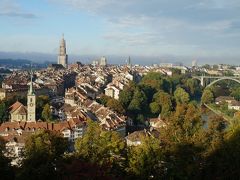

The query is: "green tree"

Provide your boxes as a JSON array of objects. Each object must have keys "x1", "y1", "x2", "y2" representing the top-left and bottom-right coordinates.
[
  {"x1": 75, "y1": 120, "x2": 102, "y2": 163},
  {"x1": 149, "y1": 102, "x2": 161, "y2": 115},
  {"x1": 201, "y1": 89, "x2": 214, "y2": 104},
  {"x1": 0, "y1": 137, "x2": 14, "y2": 180},
  {"x1": 153, "y1": 91, "x2": 172, "y2": 118},
  {"x1": 183, "y1": 103, "x2": 203, "y2": 140},
  {"x1": 106, "y1": 98, "x2": 125, "y2": 114},
  {"x1": 230, "y1": 87, "x2": 240, "y2": 101},
  {"x1": 119, "y1": 90, "x2": 133, "y2": 109},
  {"x1": 202, "y1": 120, "x2": 240, "y2": 179},
  {"x1": 98, "y1": 95, "x2": 111, "y2": 106},
  {"x1": 17, "y1": 130, "x2": 68, "y2": 180},
  {"x1": 36, "y1": 95, "x2": 50, "y2": 119},
  {"x1": 127, "y1": 136, "x2": 163, "y2": 179},
  {"x1": 75, "y1": 120, "x2": 126, "y2": 174},
  {"x1": 0, "y1": 102, "x2": 8, "y2": 123},
  {"x1": 140, "y1": 72, "x2": 170, "y2": 92},
  {"x1": 41, "y1": 103, "x2": 52, "y2": 121},
  {"x1": 203, "y1": 115, "x2": 226, "y2": 152},
  {"x1": 119, "y1": 82, "x2": 136, "y2": 109},
  {"x1": 174, "y1": 87, "x2": 190, "y2": 104},
  {"x1": 128, "y1": 88, "x2": 147, "y2": 114},
  {"x1": 185, "y1": 79, "x2": 202, "y2": 98}
]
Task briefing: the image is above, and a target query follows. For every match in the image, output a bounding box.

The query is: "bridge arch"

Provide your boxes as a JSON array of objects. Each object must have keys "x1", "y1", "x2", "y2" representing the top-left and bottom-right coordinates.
[
  {"x1": 192, "y1": 76, "x2": 204, "y2": 86},
  {"x1": 206, "y1": 77, "x2": 240, "y2": 88},
  {"x1": 192, "y1": 77, "x2": 201, "y2": 81}
]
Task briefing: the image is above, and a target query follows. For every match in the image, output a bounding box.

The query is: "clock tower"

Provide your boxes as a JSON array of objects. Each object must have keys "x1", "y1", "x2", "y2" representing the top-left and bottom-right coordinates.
[{"x1": 27, "y1": 71, "x2": 36, "y2": 122}]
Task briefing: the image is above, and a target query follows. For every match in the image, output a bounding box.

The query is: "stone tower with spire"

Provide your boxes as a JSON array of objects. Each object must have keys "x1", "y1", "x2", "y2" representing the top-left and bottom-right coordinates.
[
  {"x1": 27, "y1": 70, "x2": 36, "y2": 122},
  {"x1": 58, "y1": 34, "x2": 68, "y2": 68}
]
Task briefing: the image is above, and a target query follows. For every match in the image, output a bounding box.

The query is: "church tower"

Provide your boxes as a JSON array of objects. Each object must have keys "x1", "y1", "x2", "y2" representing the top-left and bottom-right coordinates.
[
  {"x1": 57, "y1": 34, "x2": 68, "y2": 68},
  {"x1": 27, "y1": 71, "x2": 36, "y2": 122}
]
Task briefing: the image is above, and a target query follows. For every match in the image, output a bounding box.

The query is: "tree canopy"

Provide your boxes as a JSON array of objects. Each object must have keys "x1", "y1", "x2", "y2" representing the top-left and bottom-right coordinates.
[{"x1": 17, "y1": 130, "x2": 68, "y2": 180}]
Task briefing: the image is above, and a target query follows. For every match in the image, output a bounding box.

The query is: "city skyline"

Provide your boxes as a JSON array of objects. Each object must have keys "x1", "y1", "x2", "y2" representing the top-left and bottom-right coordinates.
[{"x1": 1, "y1": 0, "x2": 240, "y2": 64}]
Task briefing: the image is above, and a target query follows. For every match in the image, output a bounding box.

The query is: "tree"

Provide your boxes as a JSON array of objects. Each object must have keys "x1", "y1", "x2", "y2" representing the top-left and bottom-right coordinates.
[
  {"x1": 140, "y1": 72, "x2": 170, "y2": 92},
  {"x1": 201, "y1": 89, "x2": 214, "y2": 104},
  {"x1": 75, "y1": 120, "x2": 126, "y2": 175},
  {"x1": 119, "y1": 90, "x2": 133, "y2": 109},
  {"x1": 118, "y1": 82, "x2": 136, "y2": 110},
  {"x1": 185, "y1": 79, "x2": 202, "y2": 98},
  {"x1": 183, "y1": 103, "x2": 203, "y2": 140},
  {"x1": 150, "y1": 102, "x2": 161, "y2": 115},
  {"x1": 97, "y1": 95, "x2": 111, "y2": 106},
  {"x1": 128, "y1": 88, "x2": 147, "y2": 114},
  {"x1": 202, "y1": 123, "x2": 240, "y2": 179},
  {"x1": 17, "y1": 130, "x2": 68, "y2": 180},
  {"x1": 0, "y1": 137, "x2": 14, "y2": 180},
  {"x1": 127, "y1": 136, "x2": 163, "y2": 179},
  {"x1": 0, "y1": 102, "x2": 8, "y2": 123},
  {"x1": 41, "y1": 103, "x2": 52, "y2": 121},
  {"x1": 174, "y1": 87, "x2": 190, "y2": 104},
  {"x1": 106, "y1": 98, "x2": 125, "y2": 114},
  {"x1": 75, "y1": 120, "x2": 102, "y2": 163},
  {"x1": 36, "y1": 95, "x2": 50, "y2": 119},
  {"x1": 230, "y1": 87, "x2": 240, "y2": 101},
  {"x1": 202, "y1": 115, "x2": 226, "y2": 154},
  {"x1": 153, "y1": 91, "x2": 172, "y2": 118}
]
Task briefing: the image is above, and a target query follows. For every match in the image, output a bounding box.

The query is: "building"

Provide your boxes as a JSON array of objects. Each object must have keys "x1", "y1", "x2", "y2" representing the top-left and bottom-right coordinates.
[
  {"x1": 9, "y1": 72, "x2": 36, "y2": 122},
  {"x1": 92, "y1": 56, "x2": 107, "y2": 66},
  {"x1": 9, "y1": 101, "x2": 27, "y2": 122},
  {"x1": 228, "y1": 100, "x2": 240, "y2": 111},
  {"x1": 125, "y1": 130, "x2": 148, "y2": 146},
  {"x1": 149, "y1": 117, "x2": 167, "y2": 129},
  {"x1": 104, "y1": 86, "x2": 120, "y2": 100},
  {"x1": 0, "y1": 118, "x2": 86, "y2": 162},
  {"x1": 192, "y1": 60, "x2": 197, "y2": 67},
  {"x1": 27, "y1": 72, "x2": 36, "y2": 122},
  {"x1": 99, "y1": 56, "x2": 107, "y2": 66},
  {"x1": 215, "y1": 96, "x2": 235, "y2": 105},
  {"x1": 58, "y1": 34, "x2": 68, "y2": 68}
]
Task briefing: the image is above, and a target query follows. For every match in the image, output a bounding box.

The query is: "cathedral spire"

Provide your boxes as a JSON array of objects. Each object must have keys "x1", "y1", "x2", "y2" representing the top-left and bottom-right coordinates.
[{"x1": 58, "y1": 34, "x2": 68, "y2": 68}]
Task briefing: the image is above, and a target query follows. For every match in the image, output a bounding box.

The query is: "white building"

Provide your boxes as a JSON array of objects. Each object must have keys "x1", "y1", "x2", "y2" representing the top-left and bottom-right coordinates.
[
  {"x1": 228, "y1": 100, "x2": 240, "y2": 111},
  {"x1": 100, "y1": 56, "x2": 107, "y2": 66},
  {"x1": 104, "y1": 85, "x2": 120, "y2": 100}
]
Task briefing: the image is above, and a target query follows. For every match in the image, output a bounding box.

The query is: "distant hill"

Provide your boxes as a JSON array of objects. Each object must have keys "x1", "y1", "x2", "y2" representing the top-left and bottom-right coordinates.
[
  {"x1": 0, "y1": 59, "x2": 50, "y2": 69},
  {"x1": 0, "y1": 68, "x2": 12, "y2": 73},
  {"x1": 0, "y1": 59, "x2": 32, "y2": 66}
]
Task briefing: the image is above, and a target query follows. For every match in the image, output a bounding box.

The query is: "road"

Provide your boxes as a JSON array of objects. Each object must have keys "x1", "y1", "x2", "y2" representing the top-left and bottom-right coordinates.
[{"x1": 203, "y1": 103, "x2": 233, "y2": 122}]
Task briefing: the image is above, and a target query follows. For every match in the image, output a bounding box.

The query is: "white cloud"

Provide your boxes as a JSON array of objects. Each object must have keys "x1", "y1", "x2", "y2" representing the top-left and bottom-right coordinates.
[
  {"x1": 47, "y1": 0, "x2": 240, "y2": 57},
  {"x1": 0, "y1": 0, "x2": 37, "y2": 18}
]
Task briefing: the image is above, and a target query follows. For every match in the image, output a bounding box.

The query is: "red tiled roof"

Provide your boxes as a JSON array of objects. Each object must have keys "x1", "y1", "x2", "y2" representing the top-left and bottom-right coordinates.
[
  {"x1": 53, "y1": 121, "x2": 70, "y2": 132},
  {"x1": 9, "y1": 101, "x2": 25, "y2": 113}
]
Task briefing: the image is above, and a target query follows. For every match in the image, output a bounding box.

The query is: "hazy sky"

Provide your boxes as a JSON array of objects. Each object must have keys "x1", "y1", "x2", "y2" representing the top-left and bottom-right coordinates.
[{"x1": 0, "y1": 0, "x2": 240, "y2": 64}]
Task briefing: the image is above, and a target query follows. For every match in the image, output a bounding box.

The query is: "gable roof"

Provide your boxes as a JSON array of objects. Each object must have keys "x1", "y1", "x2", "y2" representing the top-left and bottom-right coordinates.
[{"x1": 9, "y1": 101, "x2": 25, "y2": 113}]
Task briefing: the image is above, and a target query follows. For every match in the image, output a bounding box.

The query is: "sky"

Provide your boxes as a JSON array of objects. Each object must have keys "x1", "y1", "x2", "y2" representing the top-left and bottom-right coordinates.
[{"x1": 0, "y1": 0, "x2": 240, "y2": 65}]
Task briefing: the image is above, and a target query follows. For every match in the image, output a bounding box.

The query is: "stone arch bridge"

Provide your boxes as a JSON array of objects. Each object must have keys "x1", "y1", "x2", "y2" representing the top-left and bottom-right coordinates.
[{"x1": 192, "y1": 76, "x2": 240, "y2": 88}]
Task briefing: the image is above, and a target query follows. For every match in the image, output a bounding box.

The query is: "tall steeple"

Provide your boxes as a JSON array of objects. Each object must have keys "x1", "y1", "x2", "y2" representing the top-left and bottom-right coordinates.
[
  {"x1": 27, "y1": 69, "x2": 36, "y2": 122},
  {"x1": 28, "y1": 70, "x2": 34, "y2": 95},
  {"x1": 58, "y1": 34, "x2": 68, "y2": 68}
]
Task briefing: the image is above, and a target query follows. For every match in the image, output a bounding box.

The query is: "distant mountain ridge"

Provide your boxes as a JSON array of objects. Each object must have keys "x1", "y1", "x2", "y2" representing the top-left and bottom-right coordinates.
[
  {"x1": 0, "y1": 51, "x2": 239, "y2": 66},
  {"x1": 0, "y1": 59, "x2": 32, "y2": 66}
]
